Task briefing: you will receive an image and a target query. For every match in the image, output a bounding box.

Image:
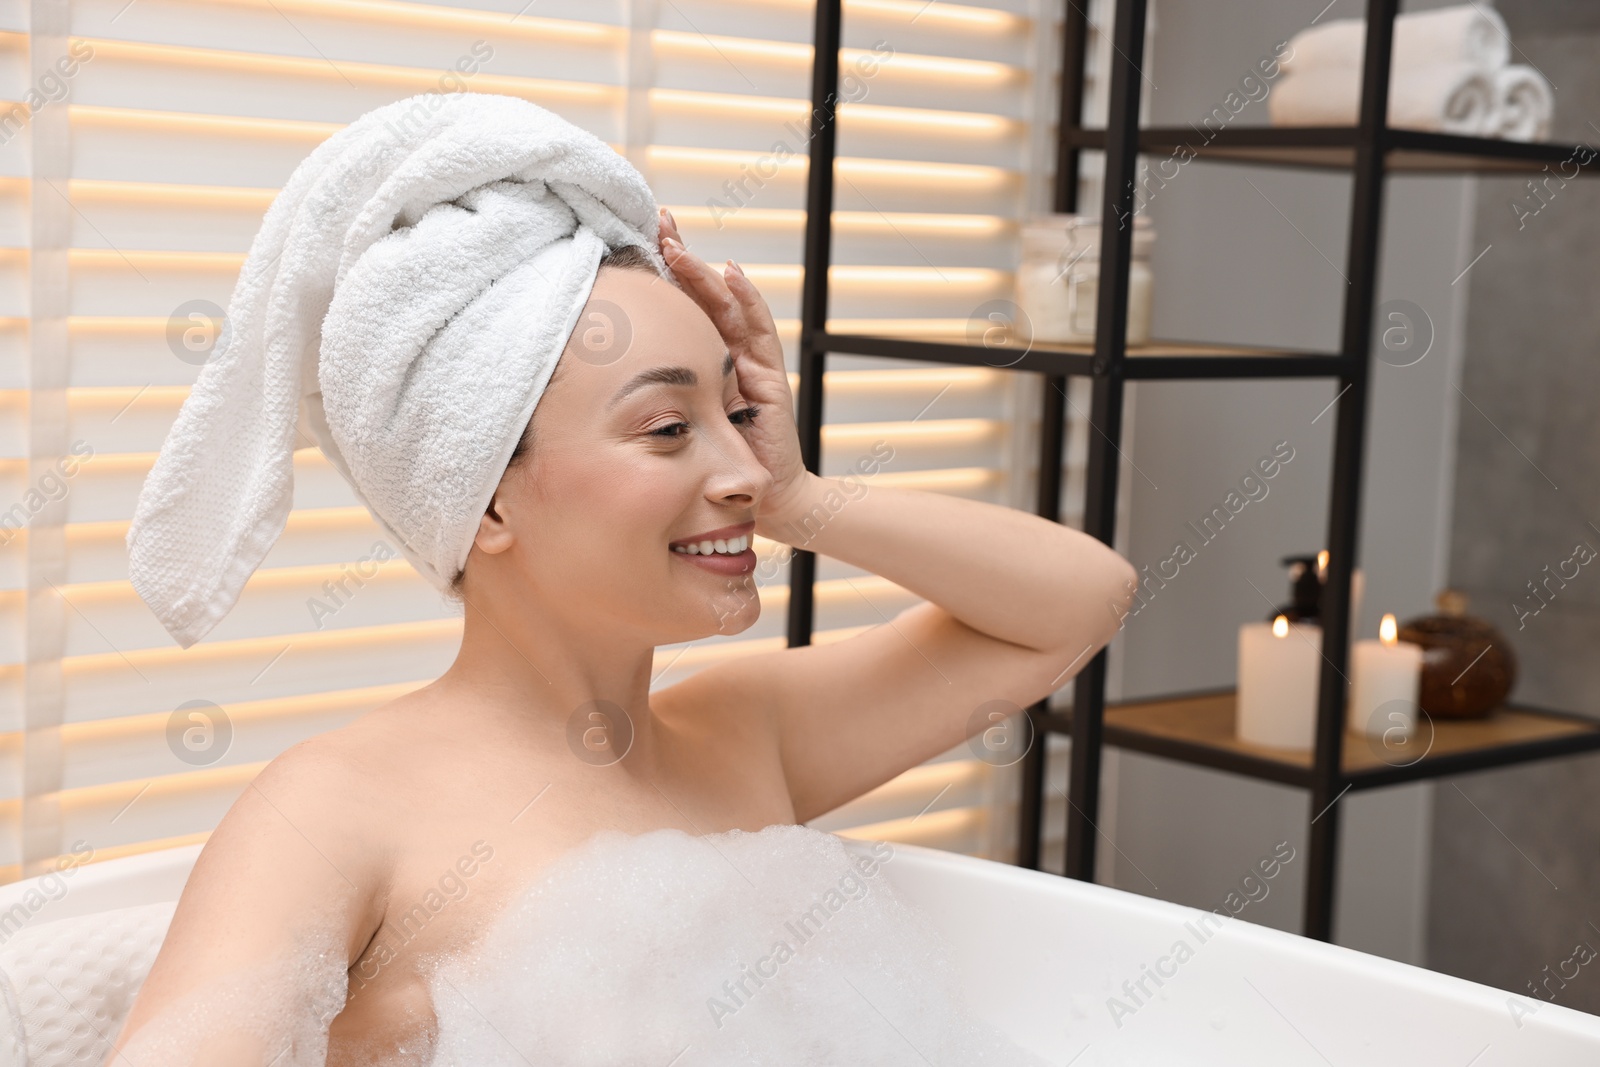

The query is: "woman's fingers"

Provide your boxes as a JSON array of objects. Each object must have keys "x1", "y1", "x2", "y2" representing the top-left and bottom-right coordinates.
[
  {"x1": 656, "y1": 213, "x2": 803, "y2": 502},
  {"x1": 721, "y1": 261, "x2": 780, "y2": 341},
  {"x1": 662, "y1": 235, "x2": 755, "y2": 345},
  {"x1": 657, "y1": 210, "x2": 783, "y2": 374},
  {"x1": 661, "y1": 233, "x2": 719, "y2": 293},
  {"x1": 659, "y1": 206, "x2": 684, "y2": 247}
]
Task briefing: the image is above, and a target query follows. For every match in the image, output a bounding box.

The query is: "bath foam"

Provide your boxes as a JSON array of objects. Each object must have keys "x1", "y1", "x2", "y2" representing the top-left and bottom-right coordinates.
[
  {"x1": 114, "y1": 904, "x2": 350, "y2": 1066},
  {"x1": 426, "y1": 823, "x2": 1051, "y2": 1066}
]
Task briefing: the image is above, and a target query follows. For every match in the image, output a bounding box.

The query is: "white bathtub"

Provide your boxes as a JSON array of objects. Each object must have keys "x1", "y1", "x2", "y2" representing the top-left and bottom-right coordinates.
[{"x1": 2, "y1": 840, "x2": 1598, "y2": 1065}]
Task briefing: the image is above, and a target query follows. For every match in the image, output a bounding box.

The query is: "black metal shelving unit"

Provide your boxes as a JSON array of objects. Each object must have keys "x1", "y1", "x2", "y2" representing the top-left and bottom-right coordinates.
[{"x1": 789, "y1": 0, "x2": 1600, "y2": 941}]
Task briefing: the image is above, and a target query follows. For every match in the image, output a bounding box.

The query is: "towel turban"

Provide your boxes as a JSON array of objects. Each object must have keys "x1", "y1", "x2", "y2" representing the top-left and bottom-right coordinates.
[{"x1": 126, "y1": 91, "x2": 665, "y2": 649}]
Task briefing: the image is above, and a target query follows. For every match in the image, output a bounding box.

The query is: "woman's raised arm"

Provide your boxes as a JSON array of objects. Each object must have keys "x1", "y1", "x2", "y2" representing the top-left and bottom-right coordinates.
[
  {"x1": 657, "y1": 211, "x2": 1137, "y2": 823},
  {"x1": 749, "y1": 470, "x2": 1136, "y2": 822},
  {"x1": 762, "y1": 470, "x2": 1137, "y2": 660}
]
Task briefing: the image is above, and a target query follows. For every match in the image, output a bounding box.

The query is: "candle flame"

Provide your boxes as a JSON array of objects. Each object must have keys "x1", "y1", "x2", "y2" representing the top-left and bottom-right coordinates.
[
  {"x1": 1380, "y1": 612, "x2": 1398, "y2": 645},
  {"x1": 1317, "y1": 549, "x2": 1329, "y2": 574},
  {"x1": 1273, "y1": 614, "x2": 1289, "y2": 638}
]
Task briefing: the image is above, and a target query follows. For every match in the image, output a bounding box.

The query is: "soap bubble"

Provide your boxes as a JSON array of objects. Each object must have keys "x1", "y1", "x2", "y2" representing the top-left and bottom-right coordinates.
[{"x1": 427, "y1": 824, "x2": 1049, "y2": 1066}]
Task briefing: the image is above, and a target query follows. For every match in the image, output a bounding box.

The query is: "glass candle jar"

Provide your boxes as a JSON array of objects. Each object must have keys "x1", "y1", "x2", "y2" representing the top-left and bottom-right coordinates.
[{"x1": 1016, "y1": 213, "x2": 1154, "y2": 345}]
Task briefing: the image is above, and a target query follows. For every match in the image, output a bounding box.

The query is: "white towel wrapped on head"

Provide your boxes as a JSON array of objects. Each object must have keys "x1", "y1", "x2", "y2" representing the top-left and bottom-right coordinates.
[
  {"x1": 1281, "y1": 4, "x2": 1511, "y2": 74},
  {"x1": 126, "y1": 91, "x2": 664, "y2": 649},
  {"x1": 1267, "y1": 62, "x2": 1498, "y2": 135}
]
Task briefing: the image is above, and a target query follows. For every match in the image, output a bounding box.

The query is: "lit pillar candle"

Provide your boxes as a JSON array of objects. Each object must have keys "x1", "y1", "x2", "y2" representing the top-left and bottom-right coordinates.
[
  {"x1": 1237, "y1": 614, "x2": 1322, "y2": 749},
  {"x1": 1348, "y1": 613, "x2": 1424, "y2": 741}
]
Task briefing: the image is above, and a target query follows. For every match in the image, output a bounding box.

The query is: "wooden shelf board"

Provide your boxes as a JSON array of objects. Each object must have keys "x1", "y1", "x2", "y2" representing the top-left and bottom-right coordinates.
[
  {"x1": 819, "y1": 331, "x2": 1351, "y2": 381},
  {"x1": 1097, "y1": 691, "x2": 1600, "y2": 781},
  {"x1": 1067, "y1": 126, "x2": 1595, "y2": 175},
  {"x1": 821, "y1": 331, "x2": 1336, "y2": 361}
]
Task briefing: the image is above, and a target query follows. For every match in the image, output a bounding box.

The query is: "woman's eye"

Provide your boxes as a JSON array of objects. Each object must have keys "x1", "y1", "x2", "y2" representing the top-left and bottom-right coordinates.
[{"x1": 649, "y1": 406, "x2": 758, "y2": 440}]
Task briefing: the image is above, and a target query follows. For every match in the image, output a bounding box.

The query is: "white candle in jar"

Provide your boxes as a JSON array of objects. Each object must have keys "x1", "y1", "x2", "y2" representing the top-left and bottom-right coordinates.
[
  {"x1": 1056, "y1": 265, "x2": 1155, "y2": 345},
  {"x1": 1348, "y1": 613, "x2": 1424, "y2": 741},
  {"x1": 1237, "y1": 614, "x2": 1322, "y2": 749},
  {"x1": 1014, "y1": 216, "x2": 1155, "y2": 346}
]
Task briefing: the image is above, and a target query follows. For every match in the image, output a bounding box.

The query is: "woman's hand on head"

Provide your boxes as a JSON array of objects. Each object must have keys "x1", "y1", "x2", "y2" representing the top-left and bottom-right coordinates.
[{"x1": 657, "y1": 208, "x2": 813, "y2": 527}]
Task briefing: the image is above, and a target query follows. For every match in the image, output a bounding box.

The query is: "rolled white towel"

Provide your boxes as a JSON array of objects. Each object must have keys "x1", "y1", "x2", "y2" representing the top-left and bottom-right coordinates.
[
  {"x1": 1281, "y1": 4, "x2": 1511, "y2": 75},
  {"x1": 1491, "y1": 64, "x2": 1553, "y2": 141},
  {"x1": 125, "y1": 92, "x2": 663, "y2": 648},
  {"x1": 1267, "y1": 63, "x2": 1498, "y2": 135}
]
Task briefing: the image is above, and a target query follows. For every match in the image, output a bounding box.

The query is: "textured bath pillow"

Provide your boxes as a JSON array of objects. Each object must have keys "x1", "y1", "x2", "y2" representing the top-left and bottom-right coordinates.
[{"x1": 0, "y1": 900, "x2": 176, "y2": 1066}]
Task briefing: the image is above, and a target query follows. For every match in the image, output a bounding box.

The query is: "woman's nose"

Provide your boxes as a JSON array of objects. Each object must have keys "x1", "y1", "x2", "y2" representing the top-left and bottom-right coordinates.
[{"x1": 706, "y1": 423, "x2": 772, "y2": 506}]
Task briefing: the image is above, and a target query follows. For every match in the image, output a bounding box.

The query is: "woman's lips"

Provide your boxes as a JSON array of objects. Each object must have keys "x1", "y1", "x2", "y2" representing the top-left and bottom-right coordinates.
[
  {"x1": 670, "y1": 546, "x2": 756, "y2": 576},
  {"x1": 668, "y1": 523, "x2": 756, "y2": 577}
]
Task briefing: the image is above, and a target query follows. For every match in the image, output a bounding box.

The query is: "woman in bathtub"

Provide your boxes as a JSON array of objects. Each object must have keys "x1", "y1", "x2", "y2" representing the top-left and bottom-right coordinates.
[{"x1": 109, "y1": 200, "x2": 1134, "y2": 1067}]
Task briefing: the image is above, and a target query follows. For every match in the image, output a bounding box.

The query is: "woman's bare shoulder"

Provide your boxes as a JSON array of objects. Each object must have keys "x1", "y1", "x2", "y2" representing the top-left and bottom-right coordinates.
[
  {"x1": 216, "y1": 725, "x2": 401, "y2": 908},
  {"x1": 264, "y1": 686, "x2": 442, "y2": 791},
  {"x1": 255, "y1": 714, "x2": 386, "y2": 804},
  {"x1": 234, "y1": 688, "x2": 451, "y2": 877}
]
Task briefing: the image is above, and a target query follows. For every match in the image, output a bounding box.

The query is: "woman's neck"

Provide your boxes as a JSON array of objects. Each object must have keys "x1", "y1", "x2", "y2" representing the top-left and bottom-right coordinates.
[{"x1": 434, "y1": 593, "x2": 661, "y2": 772}]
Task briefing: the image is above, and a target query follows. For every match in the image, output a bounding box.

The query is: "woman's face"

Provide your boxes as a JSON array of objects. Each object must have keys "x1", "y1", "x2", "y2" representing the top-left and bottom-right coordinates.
[{"x1": 469, "y1": 265, "x2": 772, "y2": 646}]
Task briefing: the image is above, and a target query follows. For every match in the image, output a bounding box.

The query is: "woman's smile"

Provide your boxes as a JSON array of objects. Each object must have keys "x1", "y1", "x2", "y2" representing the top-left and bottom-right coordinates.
[{"x1": 669, "y1": 521, "x2": 757, "y2": 575}]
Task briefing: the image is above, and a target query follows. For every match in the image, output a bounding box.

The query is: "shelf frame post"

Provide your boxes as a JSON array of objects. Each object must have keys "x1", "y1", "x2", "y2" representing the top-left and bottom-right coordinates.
[
  {"x1": 788, "y1": 0, "x2": 843, "y2": 650},
  {"x1": 1063, "y1": 0, "x2": 1150, "y2": 884},
  {"x1": 1017, "y1": 378, "x2": 1065, "y2": 869},
  {"x1": 1304, "y1": 0, "x2": 1400, "y2": 942},
  {"x1": 1016, "y1": 0, "x2": 1093, "y2": 873}
]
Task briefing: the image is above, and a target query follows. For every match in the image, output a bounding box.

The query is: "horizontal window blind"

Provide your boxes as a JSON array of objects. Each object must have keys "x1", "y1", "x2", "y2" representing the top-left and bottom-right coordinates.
[{"x1": 0, "y1": 0, "x2": 1081, "y2": 882}]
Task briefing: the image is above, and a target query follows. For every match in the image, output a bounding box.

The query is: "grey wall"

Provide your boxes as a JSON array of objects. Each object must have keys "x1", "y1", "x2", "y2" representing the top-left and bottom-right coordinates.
[
  {"x1": 1100, "y1": 0, "x2": 1475, "y2": 964},
  {"x1": 1426, "y1": 1, "x2": 1600, "y2": 1013}
]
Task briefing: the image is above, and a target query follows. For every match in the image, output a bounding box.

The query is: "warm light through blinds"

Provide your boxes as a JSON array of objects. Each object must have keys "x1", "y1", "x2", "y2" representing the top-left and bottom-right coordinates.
[{"x1": 0, "y1": 0, "x2": 1099, "y2": 883}]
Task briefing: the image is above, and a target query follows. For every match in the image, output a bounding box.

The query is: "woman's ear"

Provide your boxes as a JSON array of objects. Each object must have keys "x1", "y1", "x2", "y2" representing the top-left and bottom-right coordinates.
[{"x1": 473, "y1": 486, "x2": 517, "y2": 557}]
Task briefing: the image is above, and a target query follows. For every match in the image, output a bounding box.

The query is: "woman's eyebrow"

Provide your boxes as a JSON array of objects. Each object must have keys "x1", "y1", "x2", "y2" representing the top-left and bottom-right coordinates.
[{"x1": 607, "y1": 352, "x2": 734, "y2": 410}]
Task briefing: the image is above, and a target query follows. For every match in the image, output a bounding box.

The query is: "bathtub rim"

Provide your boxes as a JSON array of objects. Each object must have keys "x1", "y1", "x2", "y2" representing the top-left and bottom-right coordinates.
[
  {"x1": 845, "y1": 836, "x2": 1600, "y2": 1042},
  {"x1": 4, "y1": 835, "x2": 1597, "y2": 1043}
]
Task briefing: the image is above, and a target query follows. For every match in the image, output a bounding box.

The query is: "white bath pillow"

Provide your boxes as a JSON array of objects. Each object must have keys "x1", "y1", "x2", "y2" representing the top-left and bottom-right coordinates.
[{"x1": 0, "y1": 900, "x2": 175, "y2": 1067}]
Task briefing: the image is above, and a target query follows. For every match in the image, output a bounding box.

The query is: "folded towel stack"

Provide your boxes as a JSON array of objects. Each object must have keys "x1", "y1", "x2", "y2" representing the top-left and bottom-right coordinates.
[{"x1": 1267, "y1": 4, "x2": 1552, "y2": 140}]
